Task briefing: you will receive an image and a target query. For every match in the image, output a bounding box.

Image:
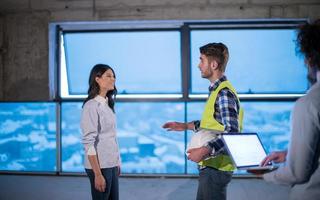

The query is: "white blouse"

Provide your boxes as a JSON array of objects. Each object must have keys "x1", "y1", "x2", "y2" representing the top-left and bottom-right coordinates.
[{"x1": 81, "y1": 95, "x2": 121, "y2": 169}]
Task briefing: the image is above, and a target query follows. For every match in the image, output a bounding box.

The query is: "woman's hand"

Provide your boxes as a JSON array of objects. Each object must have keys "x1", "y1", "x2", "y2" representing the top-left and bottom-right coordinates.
[{"x1": 95, "y1": 174, "x2": 106, "y2": 192}]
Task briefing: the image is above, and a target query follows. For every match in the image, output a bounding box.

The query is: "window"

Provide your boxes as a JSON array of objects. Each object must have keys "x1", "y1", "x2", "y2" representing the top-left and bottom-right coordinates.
[
  {"x1": 117, "y1": 102, "x2": 185, "y2": 173},
  {"x1": 186, "y1": 101, "x2": 294, "y2": 174},
  {"x1": 61, "y1": 30, "x2": 181, "y2": 98},
  {"x1": 61, "y1": 102, "x2": 83, "y2": 172},
  {"x1": 56, "y1": 20, "x2": 307, "y2": 175},
  {"x1": 61, "y1": 102, "x2": 185, "y2": 173},
  {"x1": 190, "y1": 29, "x2": 307, "y2": 94},
  {"x1": 0, "y1": 103, "x2": 56, "y2": 171},
  {"x1": 0, "y1": 19, "x2": 306, "y2": 174}
]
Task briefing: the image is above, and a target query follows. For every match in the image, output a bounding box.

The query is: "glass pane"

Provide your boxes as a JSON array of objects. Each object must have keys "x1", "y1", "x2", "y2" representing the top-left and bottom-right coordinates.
[
  {"x1": 186, "y1": 102, "x2": 205, "y2": 174},
  {"x1": 62, "y1": 31, "x2": 181, "y2": 96},
  {"x1": 241, "y1": 102, "x2": 294, "y2": 153},
  {"x1": 61, "y1": 102, "x2": 84, "y2": 172},
  {"x1": 186, "y1": 101, "x2": 293, "y2": 174},
  {"x1": 117, "y1": 102, "x2": 185, "y2": 174},
  {"x1": 0, "y1": 103, "x2": 56, "y2": 171},
  {"x1": 190, "y1": 29, "x2": 307, "y2": 94},
  {"x1": 61, "y1": 102, "x2": 185, "y2": 174}
]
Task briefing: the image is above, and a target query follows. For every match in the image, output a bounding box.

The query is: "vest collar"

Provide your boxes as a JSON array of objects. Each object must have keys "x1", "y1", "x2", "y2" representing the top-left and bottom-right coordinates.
[{"x1": 209, "y1": 75, "x2": 227, "y2": 92}]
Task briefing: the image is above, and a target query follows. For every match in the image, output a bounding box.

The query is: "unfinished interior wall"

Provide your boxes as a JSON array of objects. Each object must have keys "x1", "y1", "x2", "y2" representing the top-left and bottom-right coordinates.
[{"x1": 2, "y1": 12, "x2": 50, "y2": 100}]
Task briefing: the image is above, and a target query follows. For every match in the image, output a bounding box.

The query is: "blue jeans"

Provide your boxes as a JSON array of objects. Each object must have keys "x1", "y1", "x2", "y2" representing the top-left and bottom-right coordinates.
[
  {"x1": 196, "y1": 167, "x2": 232, "y2": 200},
  {"x1": 85, "y1": 167, "x2": 119, "y2": 200}
]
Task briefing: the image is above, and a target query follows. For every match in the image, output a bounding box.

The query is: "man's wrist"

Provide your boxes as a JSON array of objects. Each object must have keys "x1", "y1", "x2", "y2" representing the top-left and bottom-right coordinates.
[
  {"x1": 185, "y1": 122, "x2": 194, "y2": 130},
  {"x1": 204, "y1": 143, "x2": 214, "y2": 155},
  {"x1": 201, "y1": 146, "x2": 211, "y2": 156},
  {"x1": 184, "y1": 123, "x2": 188, "y2": 130}
]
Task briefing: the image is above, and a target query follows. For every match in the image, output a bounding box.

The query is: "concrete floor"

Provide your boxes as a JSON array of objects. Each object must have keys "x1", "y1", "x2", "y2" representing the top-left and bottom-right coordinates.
[{"x1": 0, "y1": 174, "x2": 290, "y2": 200}]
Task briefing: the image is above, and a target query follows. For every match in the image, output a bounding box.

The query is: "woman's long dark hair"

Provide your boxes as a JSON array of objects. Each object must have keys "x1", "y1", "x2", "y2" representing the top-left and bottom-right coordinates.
[{"x1": 82, "y1": 64, "x2": 117, "y2": 113}]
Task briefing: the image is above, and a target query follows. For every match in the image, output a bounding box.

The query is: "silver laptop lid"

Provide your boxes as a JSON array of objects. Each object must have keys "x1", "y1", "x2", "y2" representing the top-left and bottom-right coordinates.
[{"x1": 222, "y1": 133, "x2": 268, "y2": 169}]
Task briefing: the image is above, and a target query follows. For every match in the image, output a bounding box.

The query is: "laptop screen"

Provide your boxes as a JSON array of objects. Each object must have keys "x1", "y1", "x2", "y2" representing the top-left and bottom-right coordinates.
[{"x1": 222, "y1": 133, "x2": 268, "y2": 168}]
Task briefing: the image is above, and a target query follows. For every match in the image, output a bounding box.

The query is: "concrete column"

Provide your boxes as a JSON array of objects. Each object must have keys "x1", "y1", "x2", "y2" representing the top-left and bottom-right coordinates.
[{"x1": 3, "y1": 12, "x2": 50, "y2": 101}]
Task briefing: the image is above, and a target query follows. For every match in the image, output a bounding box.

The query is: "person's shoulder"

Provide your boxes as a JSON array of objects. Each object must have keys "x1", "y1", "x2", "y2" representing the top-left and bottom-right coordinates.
[
  {"x1": 296, "y1": 83, "x2": 320, "y2": 113},
  {"x1": 307, "y1": 82, "x2": 320, "y2": 99},
  {"x1": 299, "y1": 83, "x2": 320, "y2": 104},
  {"x1": 83, "y1": 99, "x2": 99, "y2": 109},
  {"x1": 219, "y1": 88, "x2": 237, "y2": 99}
]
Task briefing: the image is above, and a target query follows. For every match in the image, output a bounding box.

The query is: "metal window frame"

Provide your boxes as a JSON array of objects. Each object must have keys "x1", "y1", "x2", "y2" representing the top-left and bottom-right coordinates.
[{"x1": 1, "y1": 18, "x2": 307, "y2": 176}]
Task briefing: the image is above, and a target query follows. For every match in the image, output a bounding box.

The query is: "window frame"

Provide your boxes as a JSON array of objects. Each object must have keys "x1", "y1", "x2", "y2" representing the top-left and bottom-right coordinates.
[{"x1": 36, "y1": 18, "x2": 307, "y2": 176}]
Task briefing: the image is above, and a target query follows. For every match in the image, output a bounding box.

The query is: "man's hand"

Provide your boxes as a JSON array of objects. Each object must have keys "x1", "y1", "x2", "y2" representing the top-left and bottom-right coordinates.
[
  {"x1": 187, "y1": 146, "x2": 211, "y2": 163},
  {"x1": 162, "y1": 122, "x2": 187, "y2": 131},
  {"x1": 260, "y1": 151, "x2": 287, "y2": 166},
  {"x1": 94, "y1": 174, "x2": 106, "y2": 192}
]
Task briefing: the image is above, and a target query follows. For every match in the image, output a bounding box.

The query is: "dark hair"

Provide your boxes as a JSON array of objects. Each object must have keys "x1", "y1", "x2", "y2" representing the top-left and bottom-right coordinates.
[
  {"x1": 83, "y1": 64, "x2": 117, "y2": 112},
  {"x1": 199, "y1": 43, "x2": 229, "y2": 72},
  {"x1": 297, "y1": 19, "x2": 320, "y2": 70}
]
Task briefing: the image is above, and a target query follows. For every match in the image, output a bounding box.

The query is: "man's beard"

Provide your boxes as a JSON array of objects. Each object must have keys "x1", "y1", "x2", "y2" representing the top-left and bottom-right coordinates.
[
  {"x1": 201, "y1": 74, "x2": 208, "y2": 78},
  {"x1": 201, "y1": 68, "x2": 212, "y2": 79}
]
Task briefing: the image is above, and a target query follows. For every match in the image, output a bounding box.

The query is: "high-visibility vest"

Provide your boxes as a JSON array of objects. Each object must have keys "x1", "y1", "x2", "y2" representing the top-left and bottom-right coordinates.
[{"x1": 199, "y1": 80, "x2": 244, "y2": 171}]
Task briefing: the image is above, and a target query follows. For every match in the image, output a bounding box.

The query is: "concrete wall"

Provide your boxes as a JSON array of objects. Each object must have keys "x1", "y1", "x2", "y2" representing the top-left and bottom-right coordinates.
[
  {"x1": 1, "y1": 12, "x2": 50, "y2": 100},
  {"x1": 0, "y1": 0, "x2": 319, "y2": 100}
]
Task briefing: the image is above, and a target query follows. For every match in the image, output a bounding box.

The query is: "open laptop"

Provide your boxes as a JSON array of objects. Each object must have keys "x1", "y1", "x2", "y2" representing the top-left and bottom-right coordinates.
[{"x1": 221, "y1": 133, "x2": 278, "y2": 172}]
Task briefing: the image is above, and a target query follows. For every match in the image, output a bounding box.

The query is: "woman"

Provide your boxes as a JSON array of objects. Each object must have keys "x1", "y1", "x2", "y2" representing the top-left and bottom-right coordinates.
[{"x1": 81, "y1": 64, "x2": 121, "y2": 200}]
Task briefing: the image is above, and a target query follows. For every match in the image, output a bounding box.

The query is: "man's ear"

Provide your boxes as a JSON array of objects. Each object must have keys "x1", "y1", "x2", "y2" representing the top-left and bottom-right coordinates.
[{"x1": 210, "y1": 60, "x2": 219, "y2": 70}]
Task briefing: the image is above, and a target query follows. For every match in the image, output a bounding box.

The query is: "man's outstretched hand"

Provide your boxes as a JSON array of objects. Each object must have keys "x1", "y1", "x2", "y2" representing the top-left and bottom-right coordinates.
[{"x1": 162, "y1": 122, "x2": 187, "y2": 131}]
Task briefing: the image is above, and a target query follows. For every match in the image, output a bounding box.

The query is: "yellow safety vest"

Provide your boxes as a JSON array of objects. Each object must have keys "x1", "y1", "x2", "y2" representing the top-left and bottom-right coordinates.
[{"x1": 199, "y1": 80, "x2": 244, "y2": 171}]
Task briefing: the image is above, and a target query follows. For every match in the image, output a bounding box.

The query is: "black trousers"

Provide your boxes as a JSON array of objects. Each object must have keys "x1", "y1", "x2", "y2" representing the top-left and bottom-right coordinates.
[
  {"x1": 85, "y1": 167, "x2": 119, "y2": 200},
  {"x1": 196, "y1": 167, "x2": 232, "y2": 200}
]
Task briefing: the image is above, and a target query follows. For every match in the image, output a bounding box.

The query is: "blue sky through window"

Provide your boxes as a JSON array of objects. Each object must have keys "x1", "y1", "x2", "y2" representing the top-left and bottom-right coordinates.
[
  {"x1": 63, "y1": 31, "x2": 181, "y2": 96},
  {"x1": 191, "y1": 29, "x2": 307, "y2": 94},
  {"x1": 186, "y1": 101, "x2": 293, "y2": 174},
  {"x1": 61, "y1": 102, "x2": 185, "y2": 173},
  {"x1": 0, "y1": 103, "x2": 56, "y2": 171}
]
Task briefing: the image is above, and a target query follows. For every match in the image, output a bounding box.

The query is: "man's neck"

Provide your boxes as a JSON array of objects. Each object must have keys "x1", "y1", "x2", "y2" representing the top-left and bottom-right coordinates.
[{"x1": 209, "y1": 72, "x2": 224, "y2": 84}]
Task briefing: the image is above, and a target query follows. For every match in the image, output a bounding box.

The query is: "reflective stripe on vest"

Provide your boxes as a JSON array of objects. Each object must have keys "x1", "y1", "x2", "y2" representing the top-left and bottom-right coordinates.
[{"x1": 199, "y1": 80, "x2": 244, "y2": 171}]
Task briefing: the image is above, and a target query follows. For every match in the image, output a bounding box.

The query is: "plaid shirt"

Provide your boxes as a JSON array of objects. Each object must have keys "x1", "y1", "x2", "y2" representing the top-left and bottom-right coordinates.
[{"x1": 193, "y1": 75, "x2": 240, "y2": 153}]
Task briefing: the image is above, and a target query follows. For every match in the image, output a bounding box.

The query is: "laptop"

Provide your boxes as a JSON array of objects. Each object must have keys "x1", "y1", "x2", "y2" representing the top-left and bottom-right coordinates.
[{"x1": 221, "y1": 133, "x2": 278, "y2": 172}]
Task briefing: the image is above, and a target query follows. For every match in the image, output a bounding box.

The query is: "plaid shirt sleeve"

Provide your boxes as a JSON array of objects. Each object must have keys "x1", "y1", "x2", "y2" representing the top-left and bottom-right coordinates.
[
  {"x1": 217, "y1": 89, "x2": 239, "y2": 133},
  {"x1": 206, "y1": 89, "x2": 239, "y2": 153}
]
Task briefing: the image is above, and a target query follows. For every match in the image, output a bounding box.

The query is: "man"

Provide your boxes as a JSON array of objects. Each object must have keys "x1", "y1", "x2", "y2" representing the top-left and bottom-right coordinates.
[
  {"x1": 163, "y1": 43, "x2": 243, "y2": 200},
  {"x1": 257, "y1": 20, "x2": 320, "y2": 200}
]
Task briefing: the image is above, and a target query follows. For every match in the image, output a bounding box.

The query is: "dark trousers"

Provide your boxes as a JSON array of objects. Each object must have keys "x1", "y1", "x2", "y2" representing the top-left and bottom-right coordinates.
[
  {"x1": 196, "y1": 167, "x2": 232, "y2": 200},
  {"x1": 85, "y1": 167, "x2": 119, "y2": 200}
]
